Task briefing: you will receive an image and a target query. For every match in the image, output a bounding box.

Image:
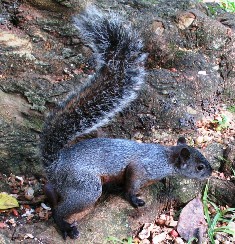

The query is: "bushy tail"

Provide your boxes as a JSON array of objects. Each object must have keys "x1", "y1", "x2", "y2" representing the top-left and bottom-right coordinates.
[{"x1": 41, "y1": 6, "x2": 147, "y2": 166}]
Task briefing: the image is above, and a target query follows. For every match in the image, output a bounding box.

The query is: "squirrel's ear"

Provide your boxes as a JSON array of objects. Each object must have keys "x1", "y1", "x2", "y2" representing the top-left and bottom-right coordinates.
[
  {"x1": 177, "y1": 137, "x2": 187, "y2": 145},
  {"x1": 180, "y1": 147, "x2": 190, "y2": 160}
]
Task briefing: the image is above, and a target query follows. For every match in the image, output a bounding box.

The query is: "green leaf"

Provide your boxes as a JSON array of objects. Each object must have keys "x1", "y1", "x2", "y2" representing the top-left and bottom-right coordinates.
[
  {"x1": 214, "y1": 226, "x2": 235, "y2": 236},
  {"x1": 210, "y1": 212, "x2": 221, "y2": 231}
]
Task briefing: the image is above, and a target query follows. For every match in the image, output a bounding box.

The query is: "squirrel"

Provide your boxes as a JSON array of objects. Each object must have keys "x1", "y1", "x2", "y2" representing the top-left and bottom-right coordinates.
[{"x1": 41, "y1": 6, "x2": 212, "y2": 240}]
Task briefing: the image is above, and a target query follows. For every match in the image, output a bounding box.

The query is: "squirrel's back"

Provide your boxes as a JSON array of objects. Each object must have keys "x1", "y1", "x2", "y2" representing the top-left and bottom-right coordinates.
[
  {"x1": 49, "y1": 138, "x2": 167, "y2": 169},
  {"x1": 45, "y1": 138, "x2": 170, "y2": 187},
  {"x1": 40, "y1": 7, "x2": 147, "y2": 166}
]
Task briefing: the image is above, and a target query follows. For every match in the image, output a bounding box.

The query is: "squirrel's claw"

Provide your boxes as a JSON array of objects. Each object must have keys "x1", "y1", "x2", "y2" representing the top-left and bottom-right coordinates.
[
  {"x1": 66, "y1": 226, "x2": 80, "y2": 239},
  {"x1": 61, "y1": 221, "x2": 80, "y2": 240},
  {"x1": 133, "y1": 197, "x2": 145, "y2": 207},
  {"x1": 127, "y1": 194, "x2": 146, "y2": 208},
  {"x1": 62, "y1": 231, "x2": 67, "y2": 240}
]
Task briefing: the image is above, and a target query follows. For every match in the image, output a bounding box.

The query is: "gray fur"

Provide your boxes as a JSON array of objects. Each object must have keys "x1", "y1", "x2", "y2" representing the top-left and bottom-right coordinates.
[{"x1": 47, "y1": 138, "x2": 173, "y2": 187}]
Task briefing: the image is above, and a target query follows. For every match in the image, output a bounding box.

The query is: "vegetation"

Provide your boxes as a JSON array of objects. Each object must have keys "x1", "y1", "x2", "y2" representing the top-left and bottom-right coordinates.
[
  {"x1": 203, "y1": 183, "x2": 235, "y2": 244},
  {"x1": 211, "y1": 114, "x2": 229, "y2": 131},
  {"x1": 228, "y1": 105, "x2": 235, "y2": 113},
  {"x1": 203, "y1": 0, "x2": 235, "y2": 15},
  {"x1": 187, "y1": 237, "x2": 198, "y2": 243},
  {"x1": 219, "y1": 0, "x2": 235, "y2": 12},
  {"x1": 232, "y1": 168, "x2": 235, "y2": 177}
]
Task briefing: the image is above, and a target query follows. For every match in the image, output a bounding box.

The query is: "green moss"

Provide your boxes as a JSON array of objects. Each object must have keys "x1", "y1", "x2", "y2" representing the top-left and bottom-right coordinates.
[
  {"x1": 228, "y1": 105, "x2": 235, "y2": 113},
  {"x1": 23, "y1": 116, "x2": 44, "y2": 132},
  {"x1": 174, "y1": 50, "x2": 187, "y2": 58},
  {"x1": 24, "y1": 91, "x2": 46, "y2": 112}
]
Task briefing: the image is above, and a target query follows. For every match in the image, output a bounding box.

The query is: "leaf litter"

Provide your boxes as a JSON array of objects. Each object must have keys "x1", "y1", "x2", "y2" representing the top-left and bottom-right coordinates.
[{"x1": 0, "y1": 173, "x2": 51, "y2": 241}]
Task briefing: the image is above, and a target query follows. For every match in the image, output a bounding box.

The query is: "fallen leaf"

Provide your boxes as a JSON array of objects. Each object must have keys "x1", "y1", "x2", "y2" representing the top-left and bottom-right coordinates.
[
  {"x1": 169, "y1": 229, "x2": 179, "y2": 238},
  {"x1": 41, "y1": 202, "x2": 51, "y2": 211},
  {"x1": 15, "y1": 176, "x2": 24, "y2": 184},
  {"x1": 24, "y1": 233, "x2": 34, "y2": 239},
  {"x1": 0, "y1": 222, "x2": 7, "y2": 228},
  {"x1": 155, "y1": 218, "x2": 166, "y2": 226},
  {"x1": 138, "y1": 223, "x2": 154, "y2": 240},
  {"x1": 21, "y1": 208, "x2": 34, "y2": 217},
  {"x1": 0, "y1": 193, "x2": 19, "y2": 210},
  {"x1": 11, "y1": 208, "x2": 19, "y2": 217}
]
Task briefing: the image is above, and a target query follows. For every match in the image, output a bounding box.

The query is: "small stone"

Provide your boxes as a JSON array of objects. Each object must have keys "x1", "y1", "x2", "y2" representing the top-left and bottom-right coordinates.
[
  {"x1": 140, "y1": 239, "x2": 150, "y2": 244},
  {"x1": 24, "y1": 233, "x2": 34, "y2": 239},
  {"x1": 161, "y1": 90, "x2": 169, "y2": 95},
  {"x1": 15, "y1": 176, "x2": 24, "y2": 183},
  {"x1": 177, "y1": 12, "x2": 196, "y2": 29},
  {"x1": 41, "y1": 203, "x2": 51, "y2": 211},
  {"x1": 227, "y1": 222, "x2": 235, "y2": 232},
  {"x1": 174, "y1": 237, "x2": 185, "y2": 244},
  {"x1": 24, "y1": 187, "x2": 34, "y2": 200},
  {"x1": 151, "y1": 20, "x2": 164, "y2": 35},
  {"x1": 152, "y1": 232, "x2": 167, "y2": 244},
  {"x1": 186, "y1": 106, "x2": 197, "y2": 115},
  {"x1": 203, "y1": 135, "x2": 212, "y2": 142},
  {"x1": 195, "y1": 136, "x2": 204, "y2": 144},
  {"x1": 168, "y1": 220, "x2": 178, "y2": 227},
  {"x1": 169, "y1": 229, "x2": 179, "y2": 238},
  {"x1": 198, "y1": 71, "x2": 207, "y2": 75},
  {"x1": 212, "y1": 65, "x2": 219, "y2": 70}
]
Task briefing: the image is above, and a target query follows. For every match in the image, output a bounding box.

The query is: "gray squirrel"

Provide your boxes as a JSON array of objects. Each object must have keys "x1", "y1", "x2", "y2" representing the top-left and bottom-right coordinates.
[{"x1": 41, "y1": 6, "x2": 212, "y2": 239}]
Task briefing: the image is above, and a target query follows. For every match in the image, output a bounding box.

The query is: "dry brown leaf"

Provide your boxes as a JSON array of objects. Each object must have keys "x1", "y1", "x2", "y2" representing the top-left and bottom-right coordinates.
[
  {"x1": 0, "y1": 222, "x2": 7, "y2": 228},
  {"x1": 138, "y1": 223, "x2": 154, "y2": 240}
]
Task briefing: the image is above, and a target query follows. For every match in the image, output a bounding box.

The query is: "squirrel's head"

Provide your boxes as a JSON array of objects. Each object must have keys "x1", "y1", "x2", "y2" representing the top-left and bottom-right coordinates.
[{"x1": 171, "y1": 137, "x2": 212, "y2": 180}]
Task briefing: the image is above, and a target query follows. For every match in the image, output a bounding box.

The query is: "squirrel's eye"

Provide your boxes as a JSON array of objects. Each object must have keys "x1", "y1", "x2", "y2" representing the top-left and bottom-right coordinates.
[{"x1": 197, "y1": 164, "x2": 205, "y2": 171}]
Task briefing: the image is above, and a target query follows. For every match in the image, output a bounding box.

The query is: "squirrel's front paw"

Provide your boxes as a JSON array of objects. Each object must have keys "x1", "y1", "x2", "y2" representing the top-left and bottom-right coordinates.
[
  {"x1": 61, "y1": 221, "x2": 79, "y2": 240},
  {"x1": 127, "y1": 194, "x2": 145, "y2": 208}
]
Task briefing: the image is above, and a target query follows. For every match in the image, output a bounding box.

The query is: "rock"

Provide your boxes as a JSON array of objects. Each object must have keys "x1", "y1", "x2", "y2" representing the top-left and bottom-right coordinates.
[
  {"x1": 203, "y1": 143, "x2": 224, "y2": 170},
  {"x1": 209, "y1": 178, "x2": 235, "y2": 206},
  {"x1": 177, "y1": 197, "x2": 207, "y2": 242},
  {"x1": 168, "y1": 177, "x2": 205, "y2": 204},
  {"x1": 0, "y1": 183, "x2": 170, "y2": 243}
]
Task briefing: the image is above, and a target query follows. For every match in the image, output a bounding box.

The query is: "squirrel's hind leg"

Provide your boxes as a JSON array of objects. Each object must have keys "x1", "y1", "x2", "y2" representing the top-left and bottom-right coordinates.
[
  {"x1": 44, "y1": 182, "x2": 59, "y2": 207},
  {"x1": 52, "y1": 173, "x2": 102, "y2": 239}
]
